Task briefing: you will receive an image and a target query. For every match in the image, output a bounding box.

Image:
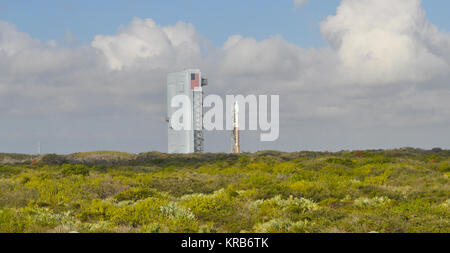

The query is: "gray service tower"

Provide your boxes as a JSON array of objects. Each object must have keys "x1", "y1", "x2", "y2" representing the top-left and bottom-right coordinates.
[{"x1": 167, "y1": 69, "x2": 208, "y2": 154}]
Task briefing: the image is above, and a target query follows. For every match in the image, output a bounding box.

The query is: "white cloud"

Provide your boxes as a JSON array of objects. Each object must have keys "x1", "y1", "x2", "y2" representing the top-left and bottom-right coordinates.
[
  {"x1": 294, "y1": 0, "x2": 308, "y2": 9},
  {"x1": 220, "y1": 35, "x2": 303, "y2": 78},
  {"x1": 91, "y1": 18, "x2": 203, "y2": 70},
  {"x1": 0, "y1": 22, "x2": 38, "y2": 56},
  {"x1": 320, "y1": 0, "x2": 449, "y2": 85}
]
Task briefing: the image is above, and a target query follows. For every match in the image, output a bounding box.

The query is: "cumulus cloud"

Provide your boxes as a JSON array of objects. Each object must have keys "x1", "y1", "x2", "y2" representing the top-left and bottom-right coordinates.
[
  {"x1": 320, "y1": 0, "x2": 449, "y2": 85},
  {"x1": 91, "y1": 18, "x2": 204, "y2": 70}
]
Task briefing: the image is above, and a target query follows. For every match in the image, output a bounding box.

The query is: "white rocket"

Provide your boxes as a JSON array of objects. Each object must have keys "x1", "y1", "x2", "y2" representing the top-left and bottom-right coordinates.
[{"x1": 232, "y1": 101, "x2": 240, "y2": 153}]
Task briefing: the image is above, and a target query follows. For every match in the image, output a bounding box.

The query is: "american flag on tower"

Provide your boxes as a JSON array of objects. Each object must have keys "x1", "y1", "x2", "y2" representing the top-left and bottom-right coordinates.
[{"x1": 191, "y1": 73, "x2": 199, "y2": 89}]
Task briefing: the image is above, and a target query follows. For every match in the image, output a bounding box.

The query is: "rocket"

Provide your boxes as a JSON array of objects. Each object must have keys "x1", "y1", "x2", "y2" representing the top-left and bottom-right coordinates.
[{"x1": 232, "y1": 101, "x2": 240, "y2": 154}]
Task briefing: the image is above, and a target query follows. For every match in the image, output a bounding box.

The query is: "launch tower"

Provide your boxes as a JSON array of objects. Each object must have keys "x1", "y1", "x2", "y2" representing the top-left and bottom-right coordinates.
[{"x1": 167, "y1": 69, "x2": 208, "y2": 154}]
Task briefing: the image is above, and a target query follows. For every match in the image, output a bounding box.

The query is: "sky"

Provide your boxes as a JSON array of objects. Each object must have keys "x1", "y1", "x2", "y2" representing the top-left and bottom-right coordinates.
[{"x1": 1, "y1": 0, "x2": 450, "y2": 154}]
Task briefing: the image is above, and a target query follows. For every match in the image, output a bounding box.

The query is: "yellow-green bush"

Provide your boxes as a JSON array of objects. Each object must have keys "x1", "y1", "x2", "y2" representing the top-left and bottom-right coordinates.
[
  {"x1": 61, "y1": 164, "x2": 90, "y2": 176},
  {"x1": 253, "y1": 218, "x2": 311, "y2": 233},
  {"x1": 180, "y1": 188, "x2": 237, "y2": 220},
  {"x1": 0, "y1": 149, "x2": 449, "y2": 233},
  {"x1": 114, "y1": 187, "x2": 161, "y2": 202},
  {"x1": 250, "y1": 195, "x2": 318, "y2": 220}
]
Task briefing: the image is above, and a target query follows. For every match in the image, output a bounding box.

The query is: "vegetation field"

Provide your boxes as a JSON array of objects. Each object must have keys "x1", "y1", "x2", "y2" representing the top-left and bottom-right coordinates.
[{"x1": 0, "y1": 149, "x2": 449, "y2": 233}]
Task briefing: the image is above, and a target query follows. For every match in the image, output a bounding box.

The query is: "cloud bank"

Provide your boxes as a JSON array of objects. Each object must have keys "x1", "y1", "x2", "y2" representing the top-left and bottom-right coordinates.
[{"x1": 1, "y1": 0, "x2": 450, "y2": 153}]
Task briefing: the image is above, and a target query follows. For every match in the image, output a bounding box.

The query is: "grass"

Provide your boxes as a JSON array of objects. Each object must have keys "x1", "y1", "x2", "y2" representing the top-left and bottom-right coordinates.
[{"x1": 0, "y1": 148, "x2": 448, "y2": 233}]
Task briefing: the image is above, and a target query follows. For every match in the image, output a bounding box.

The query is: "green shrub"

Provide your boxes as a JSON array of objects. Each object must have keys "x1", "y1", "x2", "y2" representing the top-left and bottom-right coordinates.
[
  {"x1": 326, "y1": 158, "x2": 354, "y2": 167},
  {"x1": 140, "y1": 223, "x2": 163, "y2": 233},
  {"x1": 253, "y1": 218, "x2": 310, "y2": 233},
  {"x1": 61, "y1": 164, "x2": 90, "y2": 176},
  {"x1": 250, "y1": 195, "x2": 318, "y2": 219},
  {"x1": 354, "y1": 196, "x2": 392, "y2": 208},
  {"x1": 114, "y1": 187, "x2": 161, "y2": 202},
  {"x1": 437, "y1": 162, "x2": 450, "y2": 173},
  {"x1": 0, "y1": 208, "x2": 30, "y2": 232},
  {"x1": 40, "y1": 154, "x2": 67, "y2": 165},
  {"x1": 180, "y1": 188, "x2": 237, "y2": 220},
  {"x1": 84, "y1": 221, "x2": 114, "y2": 233}
]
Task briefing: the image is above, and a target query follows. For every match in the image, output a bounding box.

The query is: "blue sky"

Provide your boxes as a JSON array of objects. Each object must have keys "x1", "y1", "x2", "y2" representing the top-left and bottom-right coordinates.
[{"x1": 2, "y1": 0, "x2": 448, "y2": 49}]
